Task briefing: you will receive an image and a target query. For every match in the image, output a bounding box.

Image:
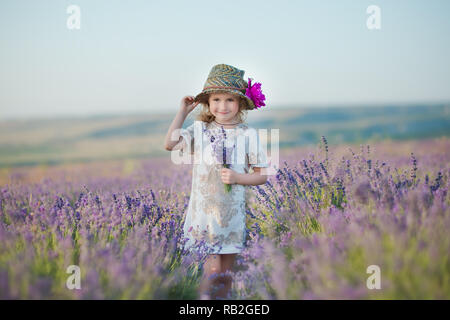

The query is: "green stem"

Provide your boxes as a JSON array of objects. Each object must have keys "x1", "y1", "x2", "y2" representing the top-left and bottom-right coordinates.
[{"x1": 224, "y1": 164, "x2": 232, "y2": 193}]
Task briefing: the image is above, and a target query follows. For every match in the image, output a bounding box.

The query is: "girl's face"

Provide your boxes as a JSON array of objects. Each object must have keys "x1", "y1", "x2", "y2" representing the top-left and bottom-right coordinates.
[{"x1": 208, "y1": 92, "x2": 240, "y2": 123}]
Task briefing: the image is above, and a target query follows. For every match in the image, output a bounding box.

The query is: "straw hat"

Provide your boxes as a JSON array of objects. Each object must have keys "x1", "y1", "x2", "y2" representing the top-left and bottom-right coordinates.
[{"x1": 194, "y1": 64, "x2": 265, "y2": 110}]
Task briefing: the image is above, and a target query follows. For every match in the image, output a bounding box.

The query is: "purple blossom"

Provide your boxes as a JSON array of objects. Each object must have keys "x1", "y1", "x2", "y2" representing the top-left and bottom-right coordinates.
[
  {"x1": 245, "y1": 78, "x2": 266, "y2": 109},
  {"x1": 0, "y1": 137, "x2": 448, "y2": 300}
]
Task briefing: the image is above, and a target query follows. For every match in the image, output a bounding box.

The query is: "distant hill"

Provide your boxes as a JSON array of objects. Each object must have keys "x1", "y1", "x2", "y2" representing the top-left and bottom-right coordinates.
[{"x1": 0, "y1": 103, "x2": 449, "y2": 168}]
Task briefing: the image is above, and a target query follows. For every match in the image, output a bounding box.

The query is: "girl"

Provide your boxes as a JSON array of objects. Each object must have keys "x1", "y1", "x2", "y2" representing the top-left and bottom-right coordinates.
[{"x1": 164, "y1": 64, "x2": 268, "y2": 299}]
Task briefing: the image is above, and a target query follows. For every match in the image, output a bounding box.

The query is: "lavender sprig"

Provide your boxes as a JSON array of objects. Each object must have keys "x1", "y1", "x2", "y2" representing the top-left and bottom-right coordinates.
[
  {"x1": 223, "y1": 140, "x2": 232, "y2": 193},
  {"x1": 221, "y1": 126, "x2": 233, "y2": 193}
]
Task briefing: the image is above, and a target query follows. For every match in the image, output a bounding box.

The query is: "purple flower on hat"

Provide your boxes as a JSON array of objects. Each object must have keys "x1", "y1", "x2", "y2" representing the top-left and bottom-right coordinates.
[{"x1": 245, "y1": 78, "x2": 266, "y2": 109}]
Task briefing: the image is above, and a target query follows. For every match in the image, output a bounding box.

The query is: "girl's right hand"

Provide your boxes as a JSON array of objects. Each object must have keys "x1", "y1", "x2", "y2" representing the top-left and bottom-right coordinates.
[{"x1": 180, "y1": 96, "x2": 200, "y2": 115}]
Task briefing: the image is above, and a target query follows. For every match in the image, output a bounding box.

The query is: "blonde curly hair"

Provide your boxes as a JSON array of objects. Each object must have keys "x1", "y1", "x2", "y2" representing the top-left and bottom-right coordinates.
[{"x1": 194, "y1": 92, "x2": 249, "y2": 124}]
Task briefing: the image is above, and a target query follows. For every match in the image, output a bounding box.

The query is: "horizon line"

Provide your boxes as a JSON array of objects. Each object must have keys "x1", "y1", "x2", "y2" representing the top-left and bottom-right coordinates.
[{"x1": 1, "y1": 100, "x2": 449, "y2": 122}]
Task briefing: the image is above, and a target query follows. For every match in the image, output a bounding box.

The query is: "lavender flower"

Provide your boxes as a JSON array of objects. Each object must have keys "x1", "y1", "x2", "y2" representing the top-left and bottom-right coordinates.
[
  {"x1": 209, "y1": 125, "x2": 236, "y2": 193},
  {"x1": 0, "y1": 137, "x2": 448, "y2": 300}
]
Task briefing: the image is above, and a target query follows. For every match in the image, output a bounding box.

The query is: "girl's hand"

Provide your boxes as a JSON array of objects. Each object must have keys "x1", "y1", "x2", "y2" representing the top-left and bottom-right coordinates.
[
  {"x1": 221, "y1": 167, "x2": 239, "y2": 185},
  {"x1": 180, "y1": 96, "x2": 200, "y2": 115}
]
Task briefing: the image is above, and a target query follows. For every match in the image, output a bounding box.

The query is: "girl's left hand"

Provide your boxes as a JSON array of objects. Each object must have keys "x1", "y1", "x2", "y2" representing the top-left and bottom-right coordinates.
[{"x1": 221, "y1": 168, "x2": 239, "y2": 184}]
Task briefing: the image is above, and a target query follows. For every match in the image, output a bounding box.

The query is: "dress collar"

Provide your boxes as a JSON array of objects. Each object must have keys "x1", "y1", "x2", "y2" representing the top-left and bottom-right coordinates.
[{"x1": 210, "y1": 121, "x2": 246, "y2": 130}]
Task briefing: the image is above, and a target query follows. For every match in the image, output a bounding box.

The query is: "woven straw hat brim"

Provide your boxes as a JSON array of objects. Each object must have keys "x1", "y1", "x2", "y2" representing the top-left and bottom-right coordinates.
[{"x1": 194, "y1": 88, "x2": 255, "y2": 110}]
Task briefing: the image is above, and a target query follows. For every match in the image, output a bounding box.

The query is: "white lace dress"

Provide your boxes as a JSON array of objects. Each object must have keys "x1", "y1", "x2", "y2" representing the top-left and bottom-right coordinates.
[{"x1": 175, "y1": 120, "x2": 269, "y2": 254}]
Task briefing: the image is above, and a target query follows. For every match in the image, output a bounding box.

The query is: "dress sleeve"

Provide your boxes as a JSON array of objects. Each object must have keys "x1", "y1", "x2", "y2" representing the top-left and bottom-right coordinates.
[
  {"x1": 246, "y1": 127, "x2": 269, "y2": 169},
  {"x1": 174, "y1": 122, "x2": 196, "y2": 155}
]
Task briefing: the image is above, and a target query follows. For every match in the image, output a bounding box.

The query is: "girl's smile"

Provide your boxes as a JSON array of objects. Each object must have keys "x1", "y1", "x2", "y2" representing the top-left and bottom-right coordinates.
[{"x1": 208, "y1": 92, "x2": 240, "y2": 124}]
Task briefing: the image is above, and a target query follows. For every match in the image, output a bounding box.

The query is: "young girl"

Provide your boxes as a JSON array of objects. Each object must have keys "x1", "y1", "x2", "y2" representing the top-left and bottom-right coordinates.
[{"x1": 164, "y1": 64, "x2": 269, "y2": 299}]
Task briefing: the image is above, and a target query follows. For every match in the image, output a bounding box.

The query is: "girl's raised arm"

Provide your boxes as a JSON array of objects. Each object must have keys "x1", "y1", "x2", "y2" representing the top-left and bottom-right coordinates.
[{"x1": 164, "y1": 96, "x2": 199, "y2": 151}]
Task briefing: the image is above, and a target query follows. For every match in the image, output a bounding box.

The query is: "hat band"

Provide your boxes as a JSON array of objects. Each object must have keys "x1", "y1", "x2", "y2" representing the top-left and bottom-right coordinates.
[{"x1": 203, "y1": 85, "x2": 246, "y2": 91}]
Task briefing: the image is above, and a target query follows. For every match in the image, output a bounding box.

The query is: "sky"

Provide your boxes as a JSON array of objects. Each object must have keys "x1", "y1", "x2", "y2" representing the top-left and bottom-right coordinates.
[{"x1": 0, "y1": 0, "x2": 449, "y2": 120}]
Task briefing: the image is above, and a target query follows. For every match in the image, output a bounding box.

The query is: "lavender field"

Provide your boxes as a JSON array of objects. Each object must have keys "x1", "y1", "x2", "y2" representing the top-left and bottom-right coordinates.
[{"x1": 0, "y1": 137, "x2": 449, "y2": 299}]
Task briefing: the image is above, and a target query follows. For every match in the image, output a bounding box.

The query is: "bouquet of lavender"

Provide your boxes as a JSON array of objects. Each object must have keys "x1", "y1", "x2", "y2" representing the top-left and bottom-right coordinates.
[
  {"x1": 222, "y1": 141, "x2": 233, "y2": 193},
  {"x1": 211, "y1": 126, "x2": 236, "y2": 193}
]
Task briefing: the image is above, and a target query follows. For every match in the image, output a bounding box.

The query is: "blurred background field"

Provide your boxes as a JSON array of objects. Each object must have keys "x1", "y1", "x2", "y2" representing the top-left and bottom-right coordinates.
[
  {"x1": 1, "y1": 103, "x2": 449, "y2": 169},
  {"x1": 1, "y1": 129, "x2": 448, "y2": 299},
  {"x1": 2, "y1": 132, "x2": 448, "y2": 188}
]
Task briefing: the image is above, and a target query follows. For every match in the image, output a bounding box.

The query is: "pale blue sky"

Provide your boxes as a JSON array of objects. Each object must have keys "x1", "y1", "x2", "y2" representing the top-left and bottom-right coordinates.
[{"x1": 1, "y1": 0, "x2": 449, "y2": 120}]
